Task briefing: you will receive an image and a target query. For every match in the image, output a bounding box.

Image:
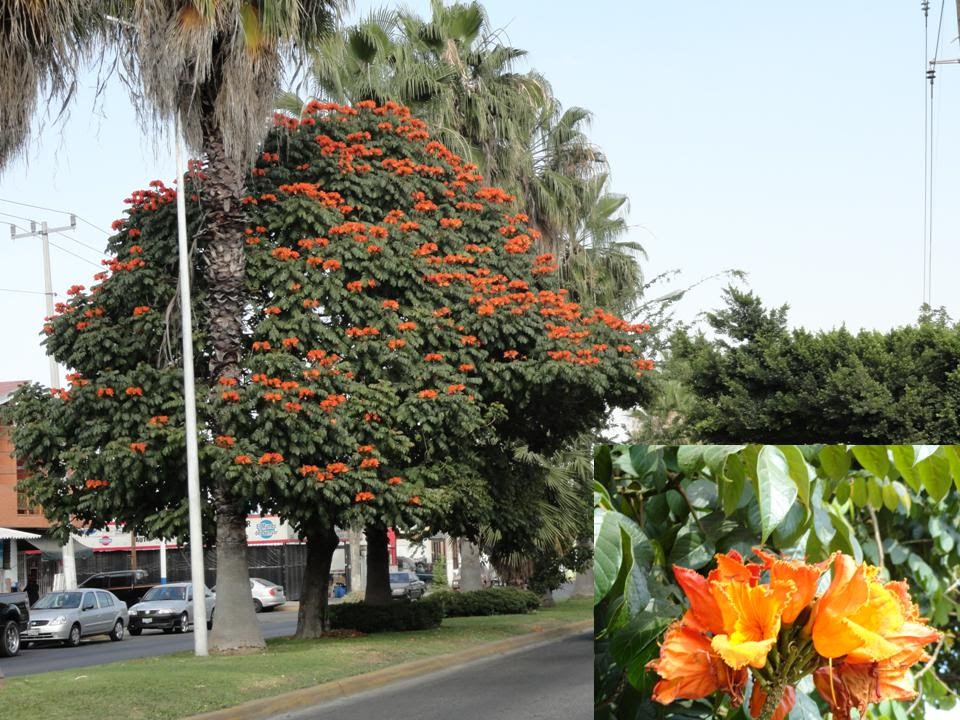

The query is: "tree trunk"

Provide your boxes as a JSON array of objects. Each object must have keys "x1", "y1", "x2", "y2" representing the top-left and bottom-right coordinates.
[
  {"x1": 295, "y1": 524, "x2": 340, "y2": 639},
  {"x1": 364, "y1": 523, "x2": 392, "y2": 605},
  {"x1": 571, "y1": 566, "x2": 594, "y2": 598},
  {"x1": 208, "y1": 492, "x2": 264, "y2": 651},
  {"x1": 540, "y1": 589, "x2": 556, "y2": 607},
  {"x1": 348, "y1": 527, "x2": 364, "y2": 594},
  {"x1": 458, "y1": 540, "x2": 483, "y2": 591},
  {"x1": 198, "y1": 88, "x2": 263, "y2": 653}
]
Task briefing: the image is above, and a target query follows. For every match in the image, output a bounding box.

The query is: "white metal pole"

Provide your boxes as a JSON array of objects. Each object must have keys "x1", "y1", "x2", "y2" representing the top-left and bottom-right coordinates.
[
  {"x1": 159, "y1": 539, "x2": 168, "y2": 585},
  {"x1": 174, "y1": 113, "x2": 208, "y2": 656},
  {"x1": 40, "y1": 221, "x2": 78, "y2": 590}
]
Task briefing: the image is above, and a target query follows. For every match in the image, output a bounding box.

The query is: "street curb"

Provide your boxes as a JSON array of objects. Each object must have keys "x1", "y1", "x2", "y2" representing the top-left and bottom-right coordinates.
[{"x1": 185, "y1": 618, "x2": 593, "y2": 720}]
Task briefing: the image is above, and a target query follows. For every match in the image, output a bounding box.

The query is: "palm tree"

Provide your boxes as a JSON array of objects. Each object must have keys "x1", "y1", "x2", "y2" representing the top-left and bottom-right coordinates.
[
  {"x1": 4, "y1": 1, "x2": 344, "y2": 653},
  {"x1": 0, "y1": 1, "x2": 101, "y2": 166}
]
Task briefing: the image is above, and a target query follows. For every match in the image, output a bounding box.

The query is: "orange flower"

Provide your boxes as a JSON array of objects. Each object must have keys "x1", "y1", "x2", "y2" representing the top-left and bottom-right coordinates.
[
  {"x1": 148, "y1": 415, "x2": 168, "y2": 425},
  {"x1": 258, "y1": 452, "x2": 284, "y2": 465},
  {"x1": 749, "y1": 684, "x2": 796, "y2": 720},
  {"x1": 132, "y1": 306, "x2": 151, "y2": 316},
  {"x1": 646, "y1": 622, "x2": 746, "y2": 705},
  {"x1": 129, "y1": 442, "x2": 147, "y2": 454},
  {"x1": 424, "y1": 353, "x2": 443, "y2": 362},
  {"x1": 355, "y1": 491, "x2": 375, "y2": 502},
  {"x1": 221, "y1": 391, "x2": 240, "y2": 402},
  {"x1": 97, "y1": 387, "x2": 115, "y2": 398},
  {"x1": 673, "y1": 565, "x2": 725, "y2": 635},
  {"x1": 418, "y1": 389, "x2": 438, "y2": 399},
  {"x1": 388, "y1": 476, "x2": 403, "y2": 485},
  {"x1": 125, "y1": 386, "x2": 143, "y2": 397},
  {"x1": 234, "y1": 455, "x2": 253, "y2": 465},
  {"x1": 407, "y1": 495, "x2": 421, "y2": 505},
  {"x1": 753, "y1": 547, "x2": 828, "y2": 623},
  {"x1": 357, "y1": 445, "x2": 375, "y2": 454},
  {"x1": 360, "y1": 458, "x2": 380, "y2": 469},
  {"x1": 710, "y1": 578, "x2": 791, "y2": 669},
  {"x1": 811, "y1": 555, "x2": 903, "y2": 661},
  {"x1": 215, "y1": 436, "x2": 235, "y2": 447},
  {"x1": 459, "y1": 363, "x2": 475, "y2": 372}
]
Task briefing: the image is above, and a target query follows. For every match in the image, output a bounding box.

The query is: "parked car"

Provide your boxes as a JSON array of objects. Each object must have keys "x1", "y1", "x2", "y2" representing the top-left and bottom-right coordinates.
[
  {"x1": 250, "y1": 578, "x2": 286, "y2": 612},
  {"x1": 25, "y1": 590, "x2": 128, "y2": 647},
  {"x1": 390, "y1": 571, "x2": 426, "y2": 600},
  {"x1": 78, "y1": 569, "x2": 153, "y2": 607},
  {"x1": 0, "y1": 590, "x2": 29, "y2": 656},
  {"x1": 127, "y1": 583, "x2": 214, "y2": 635}
]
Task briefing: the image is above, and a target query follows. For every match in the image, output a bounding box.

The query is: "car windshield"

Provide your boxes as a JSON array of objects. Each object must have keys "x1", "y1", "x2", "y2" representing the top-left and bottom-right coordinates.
[
  {"x1": 34, "y1": 592, "x2": 82, "y2": 609},
  {"x1": 141, "y1": 586, "x2": 186, "y2": 602},
  {"x1": 389, "y1": 573, "x2": 409, "y2": 583}
]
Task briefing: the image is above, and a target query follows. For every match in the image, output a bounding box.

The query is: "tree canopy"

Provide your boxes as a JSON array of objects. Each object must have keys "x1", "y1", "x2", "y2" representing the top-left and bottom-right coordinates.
[
  {"x1": 663, "y1": 288, "x2": 960, "y2": 444},
  {"x1": 6, "y1": 99, "x2": 652, "y2": 604}
]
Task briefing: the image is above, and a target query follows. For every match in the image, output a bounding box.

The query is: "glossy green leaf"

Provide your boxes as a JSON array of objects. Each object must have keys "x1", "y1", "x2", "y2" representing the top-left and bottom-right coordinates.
[
  {"x1": 676, "y1": 446, "x2": 705, "y2": 475},
  {"x1": 918, "y1": 452, "x2": 952, "y2": 502},
  {"x1": 818, "y1": 445, "x2": 850, "y2": 480},
  {"x1": 851, "y1": 476, "x2": 867, "y2": 507},
  {"x1": 594, "y1": 509, "x2": 623, "y2": 604},
  {"x1": 777, "y1": 445, "x2": 811, "y2": 505},
  {"x1": 881, "y1": 482, "x2": 899, "y2": 512},
  {"x1": 891, "y1": 445, "x2": 921, "y2": 492},
  {"x1": 851, "y1": 445, "x2": 889, "y2": 479},
  {"x1": 720, "y1": 453, "x2": 746, "y2": 516},
  {"x1": 703, "y1": 445, "x2": 746, "y2": 476},
  {"x1": 756, "y1": 446, "x2": 799, "y2": 543}
]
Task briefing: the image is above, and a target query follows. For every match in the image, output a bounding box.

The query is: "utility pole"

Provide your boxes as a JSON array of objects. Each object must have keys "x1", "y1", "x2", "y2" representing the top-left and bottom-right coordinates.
[
  {"x1": 10, "y1": 216, "x2": 80, "y2": 590},
  {"x1": 174, "y1": 113, "x2": 208, "y2": 656}
]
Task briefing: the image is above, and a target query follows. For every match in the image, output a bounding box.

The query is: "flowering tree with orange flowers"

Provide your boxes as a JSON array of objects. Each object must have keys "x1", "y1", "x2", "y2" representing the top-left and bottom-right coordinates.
[
  {"x1": 596, "y1": 445, "x2": 958, "y2": 720},
  {"x1": 8, "y1": 100, "x2": 652, "y2": 635}
]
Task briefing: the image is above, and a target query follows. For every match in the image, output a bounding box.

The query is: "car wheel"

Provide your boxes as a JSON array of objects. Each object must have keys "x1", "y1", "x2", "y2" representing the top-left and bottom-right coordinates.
[
  {"x1": 207, "y1": 609, "x2": 214, "y2": 631},
  {"x1": 109, "y1": 619, "x2": 124, "y2": 642},
  {"x1": 66, "y1": 623, "x2": 82, "y2": 648},
  {"x1": 175, "y1": 612, "x2": 189, "y2": 633},
  {"x1": 253, "y1": 599, "x2": 263, "y2": 613},
  {"x1": 0, "y1": 619, "x2": 21, "y2": 657},
  {"x1": 129, "y1": 626, "x2": 142, "y2": 636}
]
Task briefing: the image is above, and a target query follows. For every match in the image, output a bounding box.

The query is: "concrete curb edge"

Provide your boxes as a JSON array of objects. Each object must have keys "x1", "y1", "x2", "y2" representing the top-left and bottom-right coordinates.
[{"x1": 186, "y1": 618, "x2": 594, "y2": 720}]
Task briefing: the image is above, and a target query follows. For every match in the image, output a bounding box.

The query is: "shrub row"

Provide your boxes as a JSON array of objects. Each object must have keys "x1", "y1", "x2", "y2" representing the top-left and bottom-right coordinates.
[
  {"x1": 329, "y1": 599, "x2": 443, "y2": 633},
  {"x1": 426, "y1": 587, "x2": 541, "y2": 617}
]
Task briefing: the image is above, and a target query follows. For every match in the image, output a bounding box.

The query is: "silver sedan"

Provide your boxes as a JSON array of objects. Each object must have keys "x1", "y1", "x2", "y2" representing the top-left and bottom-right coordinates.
[
  {"x1": 127, "y1": 582, "x2": 215, "y2": 635},
  {"x1": 26, "y1": 590, "x2": 129, "y2": 647}
]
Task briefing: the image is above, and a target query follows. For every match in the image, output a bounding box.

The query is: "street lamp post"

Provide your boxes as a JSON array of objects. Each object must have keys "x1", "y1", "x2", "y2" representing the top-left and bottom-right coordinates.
[{"x1": 174, "y1": 114, "x2": 209, "y2": 656}]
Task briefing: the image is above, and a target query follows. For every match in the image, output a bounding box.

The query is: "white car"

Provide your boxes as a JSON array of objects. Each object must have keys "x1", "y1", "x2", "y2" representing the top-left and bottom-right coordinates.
[
  {"x1": 26, "y1": 590, "x2": 128, "y2": 646},
  {"x1": 250, "y1": 578, "x2": 286, "y2": 612},
  {"x1": 127, "y1": 582, "x2": 215, "y2": 635}
]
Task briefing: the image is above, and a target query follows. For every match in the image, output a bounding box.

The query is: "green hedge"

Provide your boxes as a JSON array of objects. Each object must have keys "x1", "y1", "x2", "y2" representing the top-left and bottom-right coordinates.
[
  {"x1": 329, "y1": 600, "x2": 443, "y2": 633},
  {"x1": 426, "y1": 587, "x2": 541, "y2": 617}
]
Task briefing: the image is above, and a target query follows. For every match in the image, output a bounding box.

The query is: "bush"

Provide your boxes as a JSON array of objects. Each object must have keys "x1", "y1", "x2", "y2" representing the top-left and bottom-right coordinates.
[
  {"x1": 426, "y1": 587, "x2": 541, "y2": 617},
  {"x1": 329, "y1": 600, "x2": 443, "y2": 633}
]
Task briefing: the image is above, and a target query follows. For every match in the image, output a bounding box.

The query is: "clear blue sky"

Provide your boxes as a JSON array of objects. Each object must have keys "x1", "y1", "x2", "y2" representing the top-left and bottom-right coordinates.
[{"x1": 1, "y1": 1, "x2": 959, "y2": 386}]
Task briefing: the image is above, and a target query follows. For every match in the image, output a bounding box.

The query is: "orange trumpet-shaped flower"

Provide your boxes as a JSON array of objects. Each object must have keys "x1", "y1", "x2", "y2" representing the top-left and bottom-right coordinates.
[
  {"x1": 710, "y1": 579, "x2": 792, "y2": 669},
  {"x1": 673, "y1": 565, "x2": 725, "y2": 635},
  {"x1": 749, "y1": 684, "x2": 796, "y2": 720},
  {"x1": 646, "y1": 622, "x2": 746, "y2": 706},
  {"x1": 811, "y1": 555, "x2": 903, "y2": 661},
  {"x1": 753, "y1": 547, "x2": 828, "y2": 623}
]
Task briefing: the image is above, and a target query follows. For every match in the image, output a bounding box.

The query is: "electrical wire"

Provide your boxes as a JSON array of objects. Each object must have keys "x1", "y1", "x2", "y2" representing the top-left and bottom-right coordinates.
[
  {"x1": 0, "y1": 197, "x2": 110, "y2": 235},
  {"x1": 47, "y1": 240, "x2": 103, "y2": 269},
  {"x1": 0, "y1": 209, "x2": 37, "y2": 226},
  {"x1": 0, "y1": 287, "x2": 54, "y2": 296},
  {"x1": 50, "y1": 229, "x2": 106, "y2": 256}
]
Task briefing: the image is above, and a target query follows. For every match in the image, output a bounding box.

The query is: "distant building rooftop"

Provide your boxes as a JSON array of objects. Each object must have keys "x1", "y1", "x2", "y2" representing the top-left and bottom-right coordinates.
[{"x1": 0, "y1": 380, "x2": 28, "y2": 406}]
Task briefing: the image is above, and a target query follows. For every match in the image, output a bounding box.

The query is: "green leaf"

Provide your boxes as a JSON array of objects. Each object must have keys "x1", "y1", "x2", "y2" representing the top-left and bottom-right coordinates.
[
  {"x1": 703, "y1": 445, "x2": 745, "y2": 476},
  {"x1": 918, "y1": 452, "x2": 952, "y2": 502},
  {"x1": 817, "y1": 445, "x2": 850, "y2": 481},
  {"x1": 669, "y1": 526, "x2": 714, "y2": 570},
  {"x1": 788, "y1": 691, "x2": 821, "y2": 720},
  {"x1": 720, "y1": 453, "x2": 746, "y2": 516},
  {"x1": 676, "y1": 446, "x2": 705, "y2": 475},
  {"x1": 594, "y1": 480, "x2": 613, "y2": 510},
  {"x1": 891, "y1": 445, "x2": 921, "y2": 492},
  {"x1": 594, "y1": 509, "x2": 623, "y2": 604},
  {"x1": 828, "y1": 505, "x2": 862, "y2": 563},
  {"x1": 594, "y1": 445, "x2": 613, "y2": 485},
  {"x1": 756, "y1": 446, "x2": 799, "y2": 543},
  {"x1": 608, "y1": 615, "x2": 671, "y2": 691},
  {"x1": 810, "y1": 482, "x2": 836, "y2": 545},
  {"x1": 777, "y1": 445, "x2": 811, "y2": 505},
  {"x1": 684, "y1": 480, "x2": 718, "y2": 509},
  {"x1": 891, "y1": 481, "x2": 912, "y2": 513},
  {"x1": 943, "y1": 445, "x2": 960, "y2": 491},
  {"x1": 881, "y1": 482, "x2": 899, "y2": 512},
  {"x1": 912, "y1": 444, "x2": 939, "y2": 466},
  {"x1": 851, "y1": 445, "x2": 889, "y2": 479},
  {"x1": 866, "y1": 475, "x2": 883, "y2": 509},
  {"x1": 851, "y1": 476, "x2": 867, "y2": 508}
]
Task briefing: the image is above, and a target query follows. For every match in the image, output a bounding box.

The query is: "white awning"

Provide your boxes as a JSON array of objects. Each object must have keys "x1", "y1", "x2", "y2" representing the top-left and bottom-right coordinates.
[{"x1": 0, "y1": 528, "x2": 41, "y2": 540}]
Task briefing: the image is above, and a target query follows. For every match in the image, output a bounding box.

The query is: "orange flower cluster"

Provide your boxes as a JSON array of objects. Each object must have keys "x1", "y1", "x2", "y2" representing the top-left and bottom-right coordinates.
[
  {"x1": 125, "y1": 386, "x2": 143, "y2": 397},
  {"x1": 258, "y1": 452, "x2": 284, "y2": 465},
  {"x1": 215, "y1": 436, "x2": 235, "y2": 448},
  {"x1": 132, "y1": 306, "x2": 151, "y2": 316},
  {"x1": 647, "y1": 550, "x2": 940, "y2": 720},
  {"x1": 417, "y1": 389, "x2": 439, "y2": 399},
  {"x1": 129, "y1": 442, "x2": 147, "y2": 454},
  {"x1": 355, "y1": 491, "x2": 375, "y2": 503},
  {"x1": 85, "y1": 479, "x2": 108, "y2": 489},
  {"x1": 148, "y1": 415, "x2": 168, "y2": 426}
]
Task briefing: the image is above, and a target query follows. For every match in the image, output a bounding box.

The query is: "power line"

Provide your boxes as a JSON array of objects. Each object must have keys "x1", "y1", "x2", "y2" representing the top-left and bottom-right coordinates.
[
  {"x1": 0, "y1": 287, "x2": 55, "y2": 296},
  {"x1": 0, "y1": 197, "x2": 110, "y2": 235},
  {"x1": 0, "y1": 209, "x2": 37, "y2": 225},
  {"x1": 50, "y1": 229, "x2": 105, "y2": 256},
  {"x1": 47, "y1": 240, "x2": 103, "y2": 269}
]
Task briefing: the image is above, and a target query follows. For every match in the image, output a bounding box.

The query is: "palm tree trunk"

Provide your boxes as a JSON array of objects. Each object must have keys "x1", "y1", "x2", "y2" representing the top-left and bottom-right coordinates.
[
  {"x1": 458, "y1": 540, "x2": 483, "y2": 591},
  {"x1": 364, "y1": 523, "x2": 392, "y2": 605},
  {"x1": 295, "y1": 524, "x2": 340, "y2": 639},
  {"x1": 199, "y1": 93, "x2": 264, "y2": 653}
]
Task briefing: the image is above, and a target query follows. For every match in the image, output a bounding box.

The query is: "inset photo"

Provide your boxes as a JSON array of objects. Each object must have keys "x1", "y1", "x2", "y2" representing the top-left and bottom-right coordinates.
[{"x1": 595, "y1": 444, "x2": 959, "y2": 720}]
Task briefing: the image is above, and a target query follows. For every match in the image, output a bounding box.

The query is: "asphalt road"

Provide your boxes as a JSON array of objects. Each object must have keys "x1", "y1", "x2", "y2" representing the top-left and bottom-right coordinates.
[
  {"x1": 1, "y1": 608, "x2": 299, "y2": 678},
  {"x1": 273, "y1": 631, "x2": 593, "y2": 720}
]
